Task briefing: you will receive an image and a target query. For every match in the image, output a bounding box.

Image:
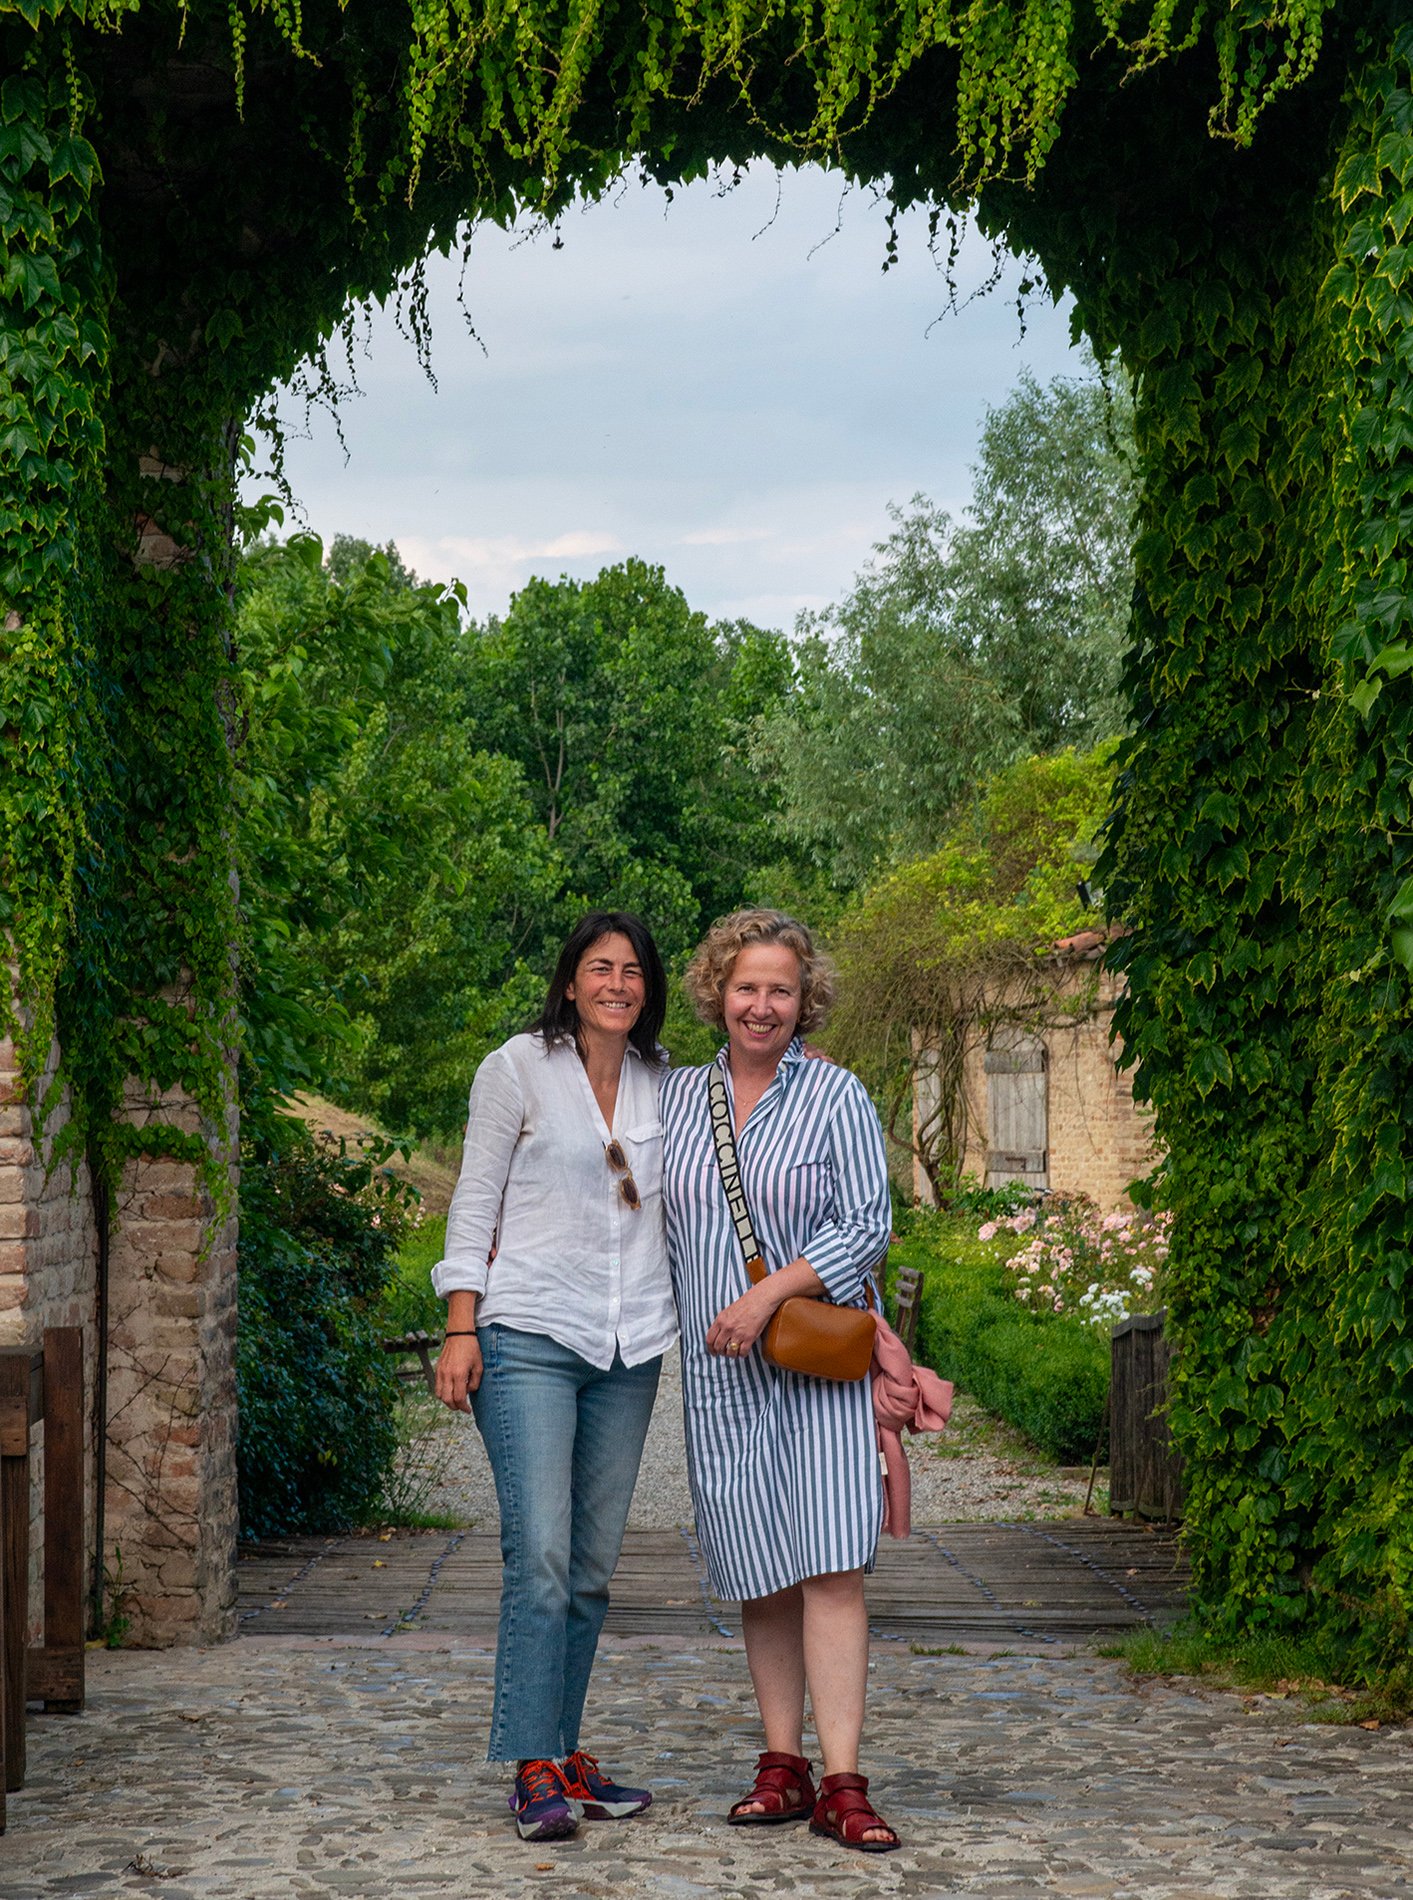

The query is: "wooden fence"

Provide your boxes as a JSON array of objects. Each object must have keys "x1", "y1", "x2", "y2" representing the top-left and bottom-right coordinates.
[
  {"x1": 1109, "y1": 1311, "x2": 1184, "y2": 1523},
  {"x1": 0, "y1": 1329, "x2": 86, "y2": 1831}
]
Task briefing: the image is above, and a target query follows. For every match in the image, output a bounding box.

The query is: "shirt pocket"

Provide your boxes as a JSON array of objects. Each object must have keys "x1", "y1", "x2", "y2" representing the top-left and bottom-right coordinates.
[
  {"x1": 781, "y1": 1155, "x2": 832, "y2": 1221},
  {"x1": 618, "y1": 1121, "x2": 664, "y2": 1200}
]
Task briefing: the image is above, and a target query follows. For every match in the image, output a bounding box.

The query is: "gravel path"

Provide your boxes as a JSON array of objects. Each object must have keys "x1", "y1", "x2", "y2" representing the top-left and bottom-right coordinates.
[{"x1": 398, "y1": 1348, "x2": 1104, "y2": 1530}]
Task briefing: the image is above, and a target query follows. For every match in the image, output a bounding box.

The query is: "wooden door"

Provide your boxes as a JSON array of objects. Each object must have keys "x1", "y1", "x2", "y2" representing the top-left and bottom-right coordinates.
[{"x1": 985, "y1": 1029, "x2": 1048, "y2": 1190}]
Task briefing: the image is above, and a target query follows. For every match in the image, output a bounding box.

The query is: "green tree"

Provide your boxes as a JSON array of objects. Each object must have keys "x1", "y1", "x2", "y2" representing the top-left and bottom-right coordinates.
[
  {"x1": 948, "y1": 365, "x2": 1137, "y2": 749},
  {"x1": 462, "y1": 560, "x2": 792, "y2": 962},
  {"x1": 236, "y1": 535, "x2": 553, "y2": 1137},
  {"x1": 761, "y1": 366, "x2": 1138, "y2": 883},
  {"x1": 825, "y1": 746, "x2": 1116, "y2": 1201}
]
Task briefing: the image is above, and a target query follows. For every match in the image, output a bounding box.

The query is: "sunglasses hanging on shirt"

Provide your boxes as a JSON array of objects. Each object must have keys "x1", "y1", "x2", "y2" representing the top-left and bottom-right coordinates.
[{"x1": 604, "y1": 1139, "x2": 642, "y2": 1210}]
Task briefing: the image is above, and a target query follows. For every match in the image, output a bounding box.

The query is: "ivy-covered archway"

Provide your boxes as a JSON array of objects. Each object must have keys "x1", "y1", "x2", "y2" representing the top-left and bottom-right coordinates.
[{"x1": 4, "y1": 0, "x2": 1409, "y2": 1667}]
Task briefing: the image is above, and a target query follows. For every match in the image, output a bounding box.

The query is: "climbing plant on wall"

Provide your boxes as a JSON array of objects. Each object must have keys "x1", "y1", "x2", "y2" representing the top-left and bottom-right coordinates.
[{"x1": 4, "y1": 0, "x2": 1409, "y2": 1669}]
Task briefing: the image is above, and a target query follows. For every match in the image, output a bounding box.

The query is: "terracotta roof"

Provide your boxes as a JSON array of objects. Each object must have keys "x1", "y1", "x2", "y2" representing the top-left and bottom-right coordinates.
[{"x1": 1049, "y1": 923, "x2": 1125, "y2": 962}]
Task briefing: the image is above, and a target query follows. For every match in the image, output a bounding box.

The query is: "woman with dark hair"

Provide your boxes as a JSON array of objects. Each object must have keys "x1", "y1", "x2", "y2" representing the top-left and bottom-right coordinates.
[{"x1": 433, "y1": 910, "x2": 674, "y2": 1842}]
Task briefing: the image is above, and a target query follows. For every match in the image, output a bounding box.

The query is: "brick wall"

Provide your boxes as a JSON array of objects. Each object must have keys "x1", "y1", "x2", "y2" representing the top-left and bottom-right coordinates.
[
  {"x1": 0, "y1": 1007, "x2": 100, "y2": 1645},
  {"x1": 1, "y1": 974, "x2": 238, "y2": 1648},
  {"x1": 1038, "y1": 980, "x2": 1159, "y2": 1207},
  {"x1": 958, "y1": 970, "x2": 1159, "y2": 1208},
  {"x1": 104, "y1": 1075, "x2": 238, "y2": 1646}
]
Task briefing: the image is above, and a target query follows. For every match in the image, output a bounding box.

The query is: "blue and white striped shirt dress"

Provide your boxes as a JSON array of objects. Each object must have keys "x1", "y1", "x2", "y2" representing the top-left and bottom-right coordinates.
[{"x1": 661, "y1": 1038, "x2": 892, "y2": 1601}]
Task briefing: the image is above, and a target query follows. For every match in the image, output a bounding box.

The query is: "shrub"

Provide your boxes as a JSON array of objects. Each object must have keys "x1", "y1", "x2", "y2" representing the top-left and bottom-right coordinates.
[
  {"x1": 964, "y1": 1315, "x2": 1111, "y2": 1463},
  {"x1": 237, "y1": 1125, "x2": 417, "y2": 1537},
  {"x1": 896, "y1": 1212, "x2": 1110, "y2": 1463}
]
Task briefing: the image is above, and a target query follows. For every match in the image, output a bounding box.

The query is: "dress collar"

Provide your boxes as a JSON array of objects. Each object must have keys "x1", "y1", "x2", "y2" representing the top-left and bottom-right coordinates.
[{"x1": 714, "y1": 1033, "x2": 805, "y2": 1075}]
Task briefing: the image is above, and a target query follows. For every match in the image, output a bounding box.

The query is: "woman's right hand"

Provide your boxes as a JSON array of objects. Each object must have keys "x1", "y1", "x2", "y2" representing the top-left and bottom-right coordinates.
[{"x1": 435, "y1": 1332, "x2": 483, "y2": 1412}]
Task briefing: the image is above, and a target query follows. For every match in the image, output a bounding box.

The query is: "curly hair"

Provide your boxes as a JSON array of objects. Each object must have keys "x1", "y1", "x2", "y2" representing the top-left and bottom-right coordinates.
[{"x1": 682, "y1": 908, "x2": 836, "y2": 1034}]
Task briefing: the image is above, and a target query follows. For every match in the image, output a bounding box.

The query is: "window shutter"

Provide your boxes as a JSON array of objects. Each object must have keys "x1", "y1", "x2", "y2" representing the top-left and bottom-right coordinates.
[{"x1": 985, "y1": 1030, "x2": 1048, "y2": 1188}]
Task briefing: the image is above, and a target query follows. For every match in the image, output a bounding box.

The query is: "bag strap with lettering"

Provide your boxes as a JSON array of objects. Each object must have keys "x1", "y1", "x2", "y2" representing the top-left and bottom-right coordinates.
[{"x1": 706, "y1": 1065, "x2": 766, "y2": 1277}]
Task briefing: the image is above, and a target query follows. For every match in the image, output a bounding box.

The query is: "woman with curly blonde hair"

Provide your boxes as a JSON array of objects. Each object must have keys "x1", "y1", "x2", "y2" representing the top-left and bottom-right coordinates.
[{"x1": 660, "y1": 907, "x2": 899, "y2": 1853}]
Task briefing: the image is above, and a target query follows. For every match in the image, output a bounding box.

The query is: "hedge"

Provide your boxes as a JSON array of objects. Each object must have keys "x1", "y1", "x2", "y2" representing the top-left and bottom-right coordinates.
[
  {"x1": 893, "y1": 1218, "x2": 1109, "y2": 1464},
  {"x1": 237, "y1": 1127, "x2": 413, "y2": 1537}
]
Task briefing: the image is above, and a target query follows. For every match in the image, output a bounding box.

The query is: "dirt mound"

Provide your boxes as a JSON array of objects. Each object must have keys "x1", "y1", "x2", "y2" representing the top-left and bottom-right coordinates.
[{"x1": 289, "y1": 1095, "x2": 460, "y2": 1217}]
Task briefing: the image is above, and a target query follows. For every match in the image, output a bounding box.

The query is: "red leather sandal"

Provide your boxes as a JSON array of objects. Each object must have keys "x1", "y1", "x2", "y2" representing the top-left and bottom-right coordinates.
[
  {"x1": 726, "y1": 1750, "x2": 817, "y2": 1825},
  {"x1": 809, "y1": 1772, "x2": 901, "y2": 1853}
]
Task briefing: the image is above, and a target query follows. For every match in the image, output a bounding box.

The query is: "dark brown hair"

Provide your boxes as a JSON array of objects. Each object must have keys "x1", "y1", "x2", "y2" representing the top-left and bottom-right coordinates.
[{"x1": 531, "y1": 910, "x2": 667, "y2": 1063}]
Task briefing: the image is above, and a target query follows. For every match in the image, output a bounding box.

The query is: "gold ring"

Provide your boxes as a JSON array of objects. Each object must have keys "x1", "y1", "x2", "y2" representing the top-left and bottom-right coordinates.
[{"x1": 725, "y1": 1341, "x2": 739, "y2": 1355}]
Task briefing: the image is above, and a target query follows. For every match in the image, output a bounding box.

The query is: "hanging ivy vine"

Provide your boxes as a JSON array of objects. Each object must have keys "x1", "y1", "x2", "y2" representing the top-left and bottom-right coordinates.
[
  {"x1": 3, "y1": 0, "x2": 1406, "y2": 1667},
  {"x1": 1052, "y1": 17, "x2": 1413, "y2": 1675}
]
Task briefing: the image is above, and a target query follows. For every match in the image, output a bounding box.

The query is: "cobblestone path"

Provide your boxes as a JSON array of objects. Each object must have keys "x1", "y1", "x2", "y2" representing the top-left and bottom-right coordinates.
[{"x1": 6, "y1": 1633, "x2": 1411, "y2": 1900}]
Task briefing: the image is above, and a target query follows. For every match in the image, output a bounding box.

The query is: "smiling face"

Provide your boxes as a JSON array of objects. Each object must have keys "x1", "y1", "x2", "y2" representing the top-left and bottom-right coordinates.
[
  {"x1": 722, "y1": 941, "x2": 803, "y2": 1070},
  {"x1": 565, "y1": 931, "x2": 646, "y2": 1044}
]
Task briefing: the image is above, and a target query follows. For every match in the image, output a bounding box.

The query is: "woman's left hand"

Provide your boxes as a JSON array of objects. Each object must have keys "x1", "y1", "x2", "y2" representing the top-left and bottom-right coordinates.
[{"x1": 706, "y1": 1286, "x2": 775, "y2": 1358}]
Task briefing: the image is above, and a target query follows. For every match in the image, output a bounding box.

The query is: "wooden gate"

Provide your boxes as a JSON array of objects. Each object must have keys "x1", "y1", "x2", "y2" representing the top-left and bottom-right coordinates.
[
  {"x1": 0, "y1": 1329, "x2": 86, "y2": 1830},
  {"x1": 985, "y1": 1029, "x2": 1048, "y2": 1192}
]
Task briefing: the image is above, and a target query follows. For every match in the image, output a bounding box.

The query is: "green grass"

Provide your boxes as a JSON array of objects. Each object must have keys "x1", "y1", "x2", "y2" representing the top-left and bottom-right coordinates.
[
  {"x1": 1099, "y1": 1624, "x2": 1413, "y2": 1726},
  {"x1": 378, "y1": 1213, "x2": 448, "y2": 1338},
  {"x1": 363, "y1": 1383, "x2": 472, "y2": 1531},
  {"x1": 392, "y1": 1509, "x2": 465, "y2": 1531}
]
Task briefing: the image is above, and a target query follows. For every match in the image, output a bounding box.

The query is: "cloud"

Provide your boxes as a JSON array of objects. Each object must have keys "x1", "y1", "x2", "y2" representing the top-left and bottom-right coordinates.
[
  {"x1": 247, "y1": 161, "x2": 1085, "y2": 627},
  {"x1": 541, "y1": 530, "x2": 626, "y2": 558},
  {"x1": 398, "y1": 529, "x2": 628, "y2": 610},
  {"x1": 416, "y1": 530, "x2": 624, "y2": 565},
  {"x1": 678, "y1": 525, "x2": 774, "y2": 547}
]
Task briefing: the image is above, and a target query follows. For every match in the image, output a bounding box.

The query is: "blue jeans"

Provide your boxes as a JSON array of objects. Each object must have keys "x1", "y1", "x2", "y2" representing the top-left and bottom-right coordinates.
[{"x1": 471, "y1": 1324, "x2": 661, "y2": 1762}]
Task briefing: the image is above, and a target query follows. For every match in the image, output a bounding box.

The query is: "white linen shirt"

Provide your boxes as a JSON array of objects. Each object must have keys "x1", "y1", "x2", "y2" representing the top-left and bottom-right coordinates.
[{"x1": 430, "y1": 1032, "x2": 676, "y2": 1369}]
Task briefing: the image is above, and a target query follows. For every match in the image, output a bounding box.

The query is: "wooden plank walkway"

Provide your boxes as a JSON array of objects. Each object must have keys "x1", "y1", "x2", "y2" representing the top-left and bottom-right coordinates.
[{"x1": 237, "y1": 1521, "x2": 1188, "y2": 1646}]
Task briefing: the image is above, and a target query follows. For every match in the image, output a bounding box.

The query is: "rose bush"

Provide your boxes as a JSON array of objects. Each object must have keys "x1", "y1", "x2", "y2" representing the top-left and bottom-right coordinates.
[{"x1": 978, "y1": 1196, "x2": 1172, "y2": 1331}]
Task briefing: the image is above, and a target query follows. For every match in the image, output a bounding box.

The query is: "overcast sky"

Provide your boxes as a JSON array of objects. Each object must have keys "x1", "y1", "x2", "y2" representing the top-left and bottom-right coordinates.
[{"x1": 247, "y1": 162, "x2": 1085, "y2": 631}]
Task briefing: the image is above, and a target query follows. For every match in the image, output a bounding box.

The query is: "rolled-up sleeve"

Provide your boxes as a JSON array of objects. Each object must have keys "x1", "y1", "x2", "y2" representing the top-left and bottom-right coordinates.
[
  {"x1": 799, "y1": 1076, "x2": 892, "y2": 1305},
  {"x1": 431, "y1": 1050, "x2": 524, "y2": 1298}
]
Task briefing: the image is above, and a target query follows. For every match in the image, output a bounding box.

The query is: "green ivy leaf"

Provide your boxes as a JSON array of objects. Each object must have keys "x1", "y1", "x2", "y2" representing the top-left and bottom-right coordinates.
[
  {"x1": 1191, "y1": 1043, "x2": 1233, "y2": 1098},
  {"x1": 1218, "y1": 417, "x2": 1261, "y2": 472},
  {"x1": 205, "y1": 307, "x2": 245, "y2": 350}
]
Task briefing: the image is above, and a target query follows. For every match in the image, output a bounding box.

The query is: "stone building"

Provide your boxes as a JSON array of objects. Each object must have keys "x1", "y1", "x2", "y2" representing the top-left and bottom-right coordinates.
[
  {"x1": 914, "y1": 929, "x2": 1159, "y2": 1210},
  {"x1": 1, "y1": 994, "x2": 237, "y2": 1649}
]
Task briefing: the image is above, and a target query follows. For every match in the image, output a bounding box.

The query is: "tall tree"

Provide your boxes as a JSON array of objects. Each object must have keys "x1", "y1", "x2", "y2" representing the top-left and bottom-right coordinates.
[
  {"x1": 462, "y1": 560, "x2": 792, "y2": 961},
  {"x1": 236, "y1": 535, "x2": 553, "y2": 1137},
  {"x1": 759, "y1": 365, "x2": 1139, "y2": 884}
]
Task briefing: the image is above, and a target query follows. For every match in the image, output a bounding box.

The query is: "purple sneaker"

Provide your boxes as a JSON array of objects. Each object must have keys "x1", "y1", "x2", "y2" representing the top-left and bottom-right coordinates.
[
  {"x1": 560, "y1": 1748, "x2": 653, "y2": 1819},
  {"x1": 509, "y1": 1759, "x2": 581, "y2": 1840}
]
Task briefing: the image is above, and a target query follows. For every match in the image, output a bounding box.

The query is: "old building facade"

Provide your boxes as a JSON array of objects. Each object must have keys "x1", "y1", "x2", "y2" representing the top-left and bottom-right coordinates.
[{"x1": 915, "y1": 933, "x2": 1159, "y2": 1210}]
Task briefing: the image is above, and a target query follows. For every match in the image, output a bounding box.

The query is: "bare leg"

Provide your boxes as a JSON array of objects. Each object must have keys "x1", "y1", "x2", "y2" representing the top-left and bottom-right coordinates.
[
  {"x1": 734, "y1": 1585, "x2": 806, "y2": 1813},
  {"x1": 802, "y1": 1568, "x2": 891, "y2": 1845}
]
